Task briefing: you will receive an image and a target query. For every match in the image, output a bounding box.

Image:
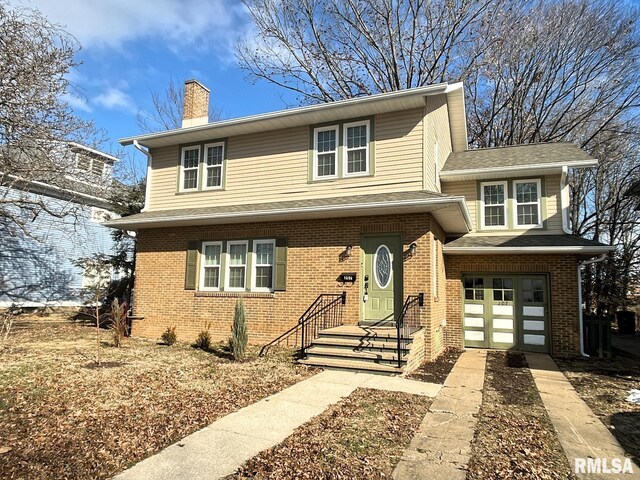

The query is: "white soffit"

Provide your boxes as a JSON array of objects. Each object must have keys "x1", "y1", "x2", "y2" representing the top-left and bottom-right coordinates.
[{"x1": 440, "y1": 160, "x2": 597, "y2": 182}]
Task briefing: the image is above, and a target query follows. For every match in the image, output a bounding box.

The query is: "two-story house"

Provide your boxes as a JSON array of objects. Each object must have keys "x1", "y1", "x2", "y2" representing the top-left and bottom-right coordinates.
[
  {"x1": 1, "y1": 143, "x2": 119, "y2": 308},
  {"x1": 104, "y1": 80, "x2": 610, "y2": 372}
]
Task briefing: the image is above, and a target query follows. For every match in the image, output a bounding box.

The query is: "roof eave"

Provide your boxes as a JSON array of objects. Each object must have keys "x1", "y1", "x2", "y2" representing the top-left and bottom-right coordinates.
[
  {"x1": 119, "y1": 83, "x2": 451, "y2": 148},
  {"x1": 102, "y1": 196, "x2": 473, "y2": 233},
  {"x1": 443, "y1": 245, "x2": 613, "y2": 255},
  {"x1": 440, "y1": 159, "x2": 598, "y2": 182}
]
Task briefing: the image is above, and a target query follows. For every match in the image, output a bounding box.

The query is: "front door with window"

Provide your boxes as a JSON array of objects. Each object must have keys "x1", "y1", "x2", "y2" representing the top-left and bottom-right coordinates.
[{"x1": 361, "y1": 235, "x2": 402, "y2": 325}]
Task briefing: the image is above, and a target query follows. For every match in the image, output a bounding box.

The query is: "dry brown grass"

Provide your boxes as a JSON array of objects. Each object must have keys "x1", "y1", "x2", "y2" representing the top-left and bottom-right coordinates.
[{"x1": 0, "y1": 317, "x2": 315, "y2": 480}]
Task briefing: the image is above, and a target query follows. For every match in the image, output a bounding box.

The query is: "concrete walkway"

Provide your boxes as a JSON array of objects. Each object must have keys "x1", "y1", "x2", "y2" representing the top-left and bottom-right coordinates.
[
  {"x1": 393, "y1": 349, "x2": 487, "y2": 480},
  {"x1": 116, "y1": 369, "x2": 441, "y2": 480},
  {"x1": 526, "y1": 353, "x2": 640, "y2": 479}
]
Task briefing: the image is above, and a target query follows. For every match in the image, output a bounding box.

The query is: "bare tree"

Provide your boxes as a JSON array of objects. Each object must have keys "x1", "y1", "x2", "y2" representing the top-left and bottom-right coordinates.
[
  {"x1": 0, "y1": 3, "x2": 102, "y2": 237},
  {"x1": 237, "y1": 0, "x2": 502, "y2": 103},
  {"x1": 136, "y1": 78, "x2": 222, "y2": 133}
]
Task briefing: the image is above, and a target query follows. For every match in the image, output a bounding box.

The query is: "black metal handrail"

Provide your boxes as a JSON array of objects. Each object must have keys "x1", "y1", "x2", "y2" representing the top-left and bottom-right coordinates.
[
  {"x1": 300, "y1": 292, "x2": 346, "y2": 357},
  {"x1": 259, "y1": 292, "x2": 346, "y2": 357},
  {"x1": 396, "y1": 293, "x2": 424, "y2": 368}
]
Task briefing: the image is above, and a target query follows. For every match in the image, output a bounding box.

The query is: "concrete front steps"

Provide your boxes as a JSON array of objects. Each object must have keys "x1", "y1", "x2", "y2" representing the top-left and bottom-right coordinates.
[{"x1": 298, "y1": 325, "x2": 412, "y2": 375}]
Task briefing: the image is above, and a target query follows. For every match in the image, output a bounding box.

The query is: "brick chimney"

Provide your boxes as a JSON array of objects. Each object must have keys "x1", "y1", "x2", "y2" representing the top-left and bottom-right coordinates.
[{"x1": 182, "y1": 79, "x2": 210, "y2": 128}]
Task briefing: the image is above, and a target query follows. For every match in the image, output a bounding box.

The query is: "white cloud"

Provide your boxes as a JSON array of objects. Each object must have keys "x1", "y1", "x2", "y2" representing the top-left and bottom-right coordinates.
[
  {"x1": 10, "y1": 0, "x2": 246, "y2": 55},
  {"x1": 60, "y1": 92, "x2": 93, "y2": 113},
  {"x1": 93, "y1": 87, "x2": 135, "y2": 112}
]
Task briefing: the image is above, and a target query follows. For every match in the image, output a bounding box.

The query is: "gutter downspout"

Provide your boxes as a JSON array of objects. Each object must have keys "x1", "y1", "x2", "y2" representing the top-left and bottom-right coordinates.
[
  {"x1": 133, "y1": 140, "x2": 151, "y2": 212},
  {"x1": 577, "y1": 253, "x2": 608, "y2": 357}
]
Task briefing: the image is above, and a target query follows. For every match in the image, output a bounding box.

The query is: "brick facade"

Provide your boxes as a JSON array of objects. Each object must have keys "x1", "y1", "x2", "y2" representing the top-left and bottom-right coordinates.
[
  {"x1": 132, "y1": 213, "x2": 436, "y2": 347},
  {"x1": 444, "y1": 254, "x2": 581, "y2": 356},
  {"x1": 131, "y1": 213, "x2": 582, "y2": 358}
]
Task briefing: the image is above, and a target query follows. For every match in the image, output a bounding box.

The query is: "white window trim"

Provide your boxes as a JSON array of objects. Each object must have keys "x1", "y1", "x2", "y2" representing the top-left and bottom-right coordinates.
[
  {"x1": 251, "y1": 239, "x2": 276, "y2": 293},
  {"x1": 313, "y1": 125, "x2": 339, "y2": 180},
  {"x1": 342, "y1": 120, "x2": 370, "y2": 177},
  {"x1": 513, "y1": 179, "x2": 543, "y2": 229},
  {"x1": 199, "y1": 241, "x2": 223, "y2": 291},
  {"x1": 179, "y1": 145, "x2": 200, "y2": 192},
  {"x1": 225, "y1": 240, "x2": 249, "y2": 292},
  {"x1": 432, "y1": 237, "x2": 438, "y2": 299},
  {"x1": 202, "y1": 142, "x2": 225, "y2": 191},
  {"x1": 480, "y1": 180, "x2": 508, "y2": 230}
]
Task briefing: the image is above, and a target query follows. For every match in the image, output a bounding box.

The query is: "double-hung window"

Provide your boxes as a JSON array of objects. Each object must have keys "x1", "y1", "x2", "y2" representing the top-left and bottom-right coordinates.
[
  {"x1": 200, "y1": 241, "x2": 222, "y2": 291},
  {"x1": 313, "y1": 126, "x2": 338, "y2": 179},
  {"x1": 343, "y1": 120, "x2": 369, "y2": 176},
  {"x1": 180, "y1": 146, "x2": 200, "y2": 191},
  {"x1": 204, "y1": 142, "x2": 224, "y2": 189},
  {"x1": 226, "y1": 241, "x2": 248, "y2": 291},
  {"x1": 514, "y1": 179, "x2": 542, "y2": 228},
  {"x1": 481, "y1": 181, "x2": 507, "y2": 228},
  {"x1": 252, "y1": 239, "x2": 275, "y2": 292}
]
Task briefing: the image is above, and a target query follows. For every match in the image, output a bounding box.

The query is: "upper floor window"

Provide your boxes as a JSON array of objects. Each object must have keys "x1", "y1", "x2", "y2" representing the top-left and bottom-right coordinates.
[
  {"x1": 343, "y1": 120, "x2": 370, "y2": 176},
  {"x1": 481, "y1": 181, "x2": 507, "y2": 229},
  {"x1": 314, "y1": 126, "x2": 339, "y2": 179},
  {"x1": 180, "y1": 146, "x2": 200, "y2": 191},
  {"x1": 204, "y1": 142, "x2": 224, "y2": 189},
  {"x1": 312, "y1": 118, "x2": 372, "y2": 181},
  {"x1": 514, "y1": 179, "x2": 541, "y2": 227}
]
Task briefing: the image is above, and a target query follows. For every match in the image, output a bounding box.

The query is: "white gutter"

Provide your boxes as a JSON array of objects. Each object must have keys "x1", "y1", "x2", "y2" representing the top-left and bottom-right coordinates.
[
  {"x1": 443, "y1": 245, "x2": 613, "y2": 255},
  {"x1": 103, "y1": 196, "x2": 473, "y2": 230},
  {"x1": 577, "y1": 253, "x2": 608, "y2": 357},
  {"x1": 440, "y1": 159, "x2": 598, "y2": 180},
  {"x1": 133, "y1": 140, "x2": 152, "y2": 212}
]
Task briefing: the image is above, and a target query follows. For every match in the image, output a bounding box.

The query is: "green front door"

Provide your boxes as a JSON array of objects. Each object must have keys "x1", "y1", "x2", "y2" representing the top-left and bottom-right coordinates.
[{"x1": 362, "y1": 235, "x2": 402, "y2": 325}]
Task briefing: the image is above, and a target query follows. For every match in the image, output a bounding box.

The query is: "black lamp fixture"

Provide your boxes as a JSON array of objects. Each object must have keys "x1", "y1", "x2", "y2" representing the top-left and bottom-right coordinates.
[
  {"x1": 345, "y1": 244, "x2": 353, "y2": 257},
  {"x1": 409, "y1": 242, "x2": 418, "y2": 256}
]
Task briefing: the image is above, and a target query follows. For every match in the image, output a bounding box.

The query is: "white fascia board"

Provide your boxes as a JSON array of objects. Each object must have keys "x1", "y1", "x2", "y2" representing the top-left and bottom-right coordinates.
[
  {"x1": 119, "y1": 83, "x2": 449, "y2": 147},
  {"x1": 443, "y1": 245, "x2": 614, "y2": 254},
  {"x1": 103, "y1": 195, "x2": 473, "y2": 231},
  {"x1": 440, "y1": 160, "x2": 598, "y2": 181},
  {"x1": 68, "y1": 142, "x2": 119, "y2": 163}
]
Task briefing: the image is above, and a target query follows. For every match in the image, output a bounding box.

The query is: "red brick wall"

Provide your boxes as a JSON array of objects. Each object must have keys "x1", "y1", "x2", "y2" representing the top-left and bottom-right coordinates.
[
  {"x1": 132, "y1": 213, "x2": 435, "y2": 346},
  {"x1": 444, "y1": 254, "x2": 580, "y2": 356}
]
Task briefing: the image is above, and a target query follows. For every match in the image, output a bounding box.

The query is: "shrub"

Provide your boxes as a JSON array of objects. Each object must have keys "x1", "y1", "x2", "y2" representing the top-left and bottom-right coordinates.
[
  {"x1": 229, "y1": 298, "x2": 248, "y2": 360},
  {"x1": 161, "y1": 326, "x2": 177, "y2": 346},
  {"x1": 194, "y1": 322, "x2": 212, "y2": 351},
  {"x1": 110, "y1": 298, "x2": 128, "y2": 347}
]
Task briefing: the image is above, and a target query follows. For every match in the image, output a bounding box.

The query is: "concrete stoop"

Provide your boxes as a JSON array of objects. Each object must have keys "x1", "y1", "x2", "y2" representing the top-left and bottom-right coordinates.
[{"x1": 298, "y1": 325, "x2": 413, "y2": 374}]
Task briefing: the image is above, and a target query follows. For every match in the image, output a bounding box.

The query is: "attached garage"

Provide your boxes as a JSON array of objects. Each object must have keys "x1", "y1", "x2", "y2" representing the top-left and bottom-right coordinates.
[{"x1": 462, "y1": 274, "x2": 550, "y2": 353}]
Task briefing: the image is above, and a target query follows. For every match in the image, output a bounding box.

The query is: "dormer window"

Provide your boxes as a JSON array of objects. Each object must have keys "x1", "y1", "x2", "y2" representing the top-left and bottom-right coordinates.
[{"x1": 479, "y1": 178, "x2": 544, "y2": 230}]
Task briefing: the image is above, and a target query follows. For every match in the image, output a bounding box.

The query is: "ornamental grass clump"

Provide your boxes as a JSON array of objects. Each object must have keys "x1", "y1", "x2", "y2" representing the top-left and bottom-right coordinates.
[
  {"x1": 110, "y1": 298, "x2": 128, "y2": 348},
  {"x1": 229, "y1": 299, "x2": 248, "y2": 360}
]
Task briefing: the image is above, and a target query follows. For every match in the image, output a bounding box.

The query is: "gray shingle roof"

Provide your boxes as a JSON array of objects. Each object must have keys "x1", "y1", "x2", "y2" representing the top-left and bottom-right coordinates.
[
  {"x1": 105, "y1": 190, "x2": 457, "y2": 227},
  {"x1": 445, "y1": 235, "x2": 608, "y2": 249},
  {"x1": 442, "y1": 142, "x2": 594, "y2": 172}
]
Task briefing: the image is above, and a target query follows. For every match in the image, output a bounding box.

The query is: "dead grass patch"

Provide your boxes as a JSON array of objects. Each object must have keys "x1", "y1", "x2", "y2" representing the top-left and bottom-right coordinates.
[
  {"x1": 229, "y1": 388, "x2": 431, "y2": 479},
  {"x1": 0, "y1": 319, "x2": 315, "y2": 479}
]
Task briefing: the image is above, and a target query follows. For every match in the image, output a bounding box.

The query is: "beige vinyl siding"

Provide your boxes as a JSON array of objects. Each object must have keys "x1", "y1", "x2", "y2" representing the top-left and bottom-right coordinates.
[
  {"x1": 442, "y1": 174, "x2": 564, "y2": 234},
  {"x1": 147, "y1": 108, "x2": 425, "y2": 211},
  {"x1": 423, "y1": 94, "x2": 453, "y2": 192}
]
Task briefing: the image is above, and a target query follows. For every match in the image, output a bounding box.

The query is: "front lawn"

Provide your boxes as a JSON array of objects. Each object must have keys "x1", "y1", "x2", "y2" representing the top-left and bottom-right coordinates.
[
  {"x1": 229, "y1": 388, "x2": 431, "y2": 479},
  {"x1": 555, "y1": 354, "x2": 640, "y2": 464},
  {"x1": 0, "y1": 317, "x2": 314, "y2": 479}
]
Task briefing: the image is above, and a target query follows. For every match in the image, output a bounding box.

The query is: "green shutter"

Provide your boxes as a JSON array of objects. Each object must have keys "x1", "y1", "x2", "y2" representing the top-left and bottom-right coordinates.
[
  {"x1": 274, "y1": 237, "x2": 288, "y2": 291},
  {"x1": 185, "y1": 241, "x2": 198, "y2": 290}
]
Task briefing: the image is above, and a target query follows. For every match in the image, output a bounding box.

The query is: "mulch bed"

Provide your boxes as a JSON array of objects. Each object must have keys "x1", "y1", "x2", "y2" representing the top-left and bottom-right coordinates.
[
  {"x1": 228, "y1": 388, "x2": 431, "y2": 479},
  {"x1": 467, "y1": 351, "x2": 575, "y2": 480},
  {"x1": 408, "y1": 347, "x2": 462, "y2": 384},
  {"x1": 555, "y1": 354, "x2": 640, "y2": 464},
  {"x1": 0, "y1": 319, "x2": 315, "y2": 480}
]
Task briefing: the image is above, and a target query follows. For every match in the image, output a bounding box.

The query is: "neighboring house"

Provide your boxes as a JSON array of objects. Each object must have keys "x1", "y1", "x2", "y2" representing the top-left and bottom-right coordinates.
[
  {"x1": 105, "y1": 80, "x2": 611, "y2": 371},
  {"x1": 0, "y1": 143, "x2": 119, "y2": 308}
]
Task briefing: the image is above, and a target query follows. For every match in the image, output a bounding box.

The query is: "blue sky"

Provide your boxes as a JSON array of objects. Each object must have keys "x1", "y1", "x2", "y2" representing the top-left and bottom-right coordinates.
[{"x1": 10, "y1": 0, "x2": 298, "y2": 169}]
